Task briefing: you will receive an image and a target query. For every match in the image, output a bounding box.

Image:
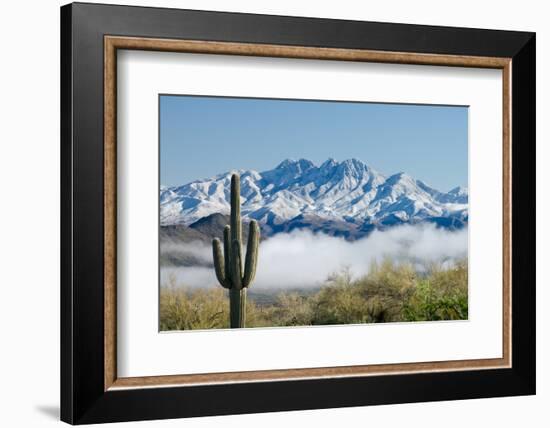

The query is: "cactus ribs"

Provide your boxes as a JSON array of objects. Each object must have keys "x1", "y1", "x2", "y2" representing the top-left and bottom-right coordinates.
[{"x1": 212, "y1": 174, "x2": 260, "y2": 328}]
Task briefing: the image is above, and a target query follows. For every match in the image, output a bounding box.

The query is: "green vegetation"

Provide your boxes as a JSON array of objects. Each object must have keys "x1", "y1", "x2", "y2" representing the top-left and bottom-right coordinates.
[{"x1": 160, "y1": 258, "x2": 468, "y2": 331}]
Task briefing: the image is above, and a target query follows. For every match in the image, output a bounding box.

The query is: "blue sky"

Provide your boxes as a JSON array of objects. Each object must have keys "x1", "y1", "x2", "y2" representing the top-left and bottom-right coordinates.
[{"x1": 160, "y1": 95, "x2": 468, "y2": 191}]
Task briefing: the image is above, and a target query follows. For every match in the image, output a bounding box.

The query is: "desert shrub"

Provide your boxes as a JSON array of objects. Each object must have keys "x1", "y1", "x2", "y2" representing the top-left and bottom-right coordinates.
[
  {"x1": 271, "y1": 293, "x2": 314, "y2": 326},
  {"x1": 359, "y1": 259, "x2": 417, "y2": 296},
  {"x1": 159, "y1": 259, "x2": 469, "y2": 330},
  {"x1": 160, "y1": 284, "x2": 229, "y2": 331},
  {"x1": 403, "y1": 261, "x2": 468, "y2": 321},
  {"x1": 308, "y1": 260, "x2": 417, "y2": 325},
  {"x1": 309, "y1": 258, "x2": 467, "y2": 325},
  {"x1": 355, "y1": 259, "x2": 417, "y2": 322},
  {"x1": 429, "y1": 259, "x2": 468, "y2": 296},
  {"x1": 241, "y1": 299, "x2": 278, "y2": 328},
  {"x1": 311, "y1": 268, "x2": 372, "y2": 325}
]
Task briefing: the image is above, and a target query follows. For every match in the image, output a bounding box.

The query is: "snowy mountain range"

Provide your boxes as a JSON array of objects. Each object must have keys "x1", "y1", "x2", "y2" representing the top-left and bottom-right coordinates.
[{"x1": 160, "y1": 158, "x2": 468, "y2": 240}]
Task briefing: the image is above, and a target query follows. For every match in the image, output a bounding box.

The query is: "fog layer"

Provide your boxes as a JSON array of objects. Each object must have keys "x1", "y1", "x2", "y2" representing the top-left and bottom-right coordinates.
[{"x1": 161, "y1": 224, "x2": 468, "y2": 290}]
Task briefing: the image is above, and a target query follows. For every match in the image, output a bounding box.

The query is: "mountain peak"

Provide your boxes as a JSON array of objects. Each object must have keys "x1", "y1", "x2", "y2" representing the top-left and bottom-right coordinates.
[
  {"x1": 320, "y1": 158, "x2": 338, "y2": 170},
  {"x1": 342, "y1": 158, "x2": 365, "y2": 165},
  {"x1": 386, "y1": 172, "x2": 414, "y2": 185},
  {"x1": 275, "y1": 158, "x2": 315, "y2": 170},
  {"x1": 331, "y1": 158, "x2": 371, "y2": 180},
  {"x1": 160, "y1": 158, "x2": 468, "y2": 229},
  {"x1": 275, "y1": 158, "x2": 295, "y2": 169},
  {"x1": 448, "y1": 186, "x2": 468, "y2": 196},
  {"x1": 319, "y1": 158, "x2": 339, "y2": 175}
]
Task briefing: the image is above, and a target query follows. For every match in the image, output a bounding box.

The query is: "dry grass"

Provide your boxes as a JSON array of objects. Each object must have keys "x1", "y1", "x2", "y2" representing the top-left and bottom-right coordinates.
[
  {"x1": 160, "y1": 258, "x2": 468, "y2": 331},
  {"x1": 160, "y1": 276, "x2": 229, "y2": 330}
]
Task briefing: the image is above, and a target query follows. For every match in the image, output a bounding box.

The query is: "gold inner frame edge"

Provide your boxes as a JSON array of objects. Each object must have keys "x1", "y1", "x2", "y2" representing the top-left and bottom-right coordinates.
[{"x1": 104, "y1": 36, "x2": 512, "y2": 391}]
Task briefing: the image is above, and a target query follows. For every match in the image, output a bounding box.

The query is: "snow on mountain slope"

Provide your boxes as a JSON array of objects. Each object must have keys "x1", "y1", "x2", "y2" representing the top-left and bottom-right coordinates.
[{"x1": 160, "y1": 158, "x2": 468, "y2": 233}]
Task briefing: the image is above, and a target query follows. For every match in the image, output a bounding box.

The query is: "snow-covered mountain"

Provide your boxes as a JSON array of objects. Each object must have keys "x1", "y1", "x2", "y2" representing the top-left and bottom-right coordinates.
[{"x1": 160, "y1": 158, "x2": 468, "y2": 237}]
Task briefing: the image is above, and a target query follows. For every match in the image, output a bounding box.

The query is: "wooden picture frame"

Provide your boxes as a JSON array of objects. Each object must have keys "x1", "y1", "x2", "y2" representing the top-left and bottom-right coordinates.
[{"x1": 61, "y1": 2, "x2": 535, "y2": 424}]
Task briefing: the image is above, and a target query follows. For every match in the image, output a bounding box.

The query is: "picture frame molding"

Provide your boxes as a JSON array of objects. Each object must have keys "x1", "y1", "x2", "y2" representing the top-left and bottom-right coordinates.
[
  {"x1": 61, "y1": 2, "x2": 535, "y2": 424},
  {"x1": 104, "y1": 35, "x2": 513, "y2": 390}
]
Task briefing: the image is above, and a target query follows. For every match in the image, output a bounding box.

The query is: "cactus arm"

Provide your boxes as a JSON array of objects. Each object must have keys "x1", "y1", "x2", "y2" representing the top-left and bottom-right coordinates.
[
  {"x1": 212, "y1": 238, "x2": 229, "y2": 288},
  {"x1": 242, "y1": 220, "x2": 260, "y2": 288},
  {"x1": 231, "y1": 239, "x2": 243, "y2": 290},
  {"x1": 223, "y1": 225, "x2": 232, "y2": 283}
]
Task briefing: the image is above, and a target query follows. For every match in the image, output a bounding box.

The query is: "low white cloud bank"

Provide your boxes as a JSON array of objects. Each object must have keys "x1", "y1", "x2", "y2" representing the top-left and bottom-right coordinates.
[
  {"x1": 162, "y1": 265, "x2": 217, "y2": 289},
  {"x1": 161, "y1": 224, "x2": 468, "y2": 290},
  {"x1": 161, "y1": 241, "x2": 212, "y2": 264}
]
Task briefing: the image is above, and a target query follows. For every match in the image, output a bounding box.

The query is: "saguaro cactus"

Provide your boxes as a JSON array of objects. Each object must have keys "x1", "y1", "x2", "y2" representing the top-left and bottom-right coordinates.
[{"x1": 212, "y1": 173, "x2": 260, "y2": 328}]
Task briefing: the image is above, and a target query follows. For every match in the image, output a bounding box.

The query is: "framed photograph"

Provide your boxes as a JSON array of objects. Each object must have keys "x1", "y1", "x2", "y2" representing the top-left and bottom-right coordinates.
[{"x1": 61, "y1": 2, "x2": 535, "y2": 424}]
